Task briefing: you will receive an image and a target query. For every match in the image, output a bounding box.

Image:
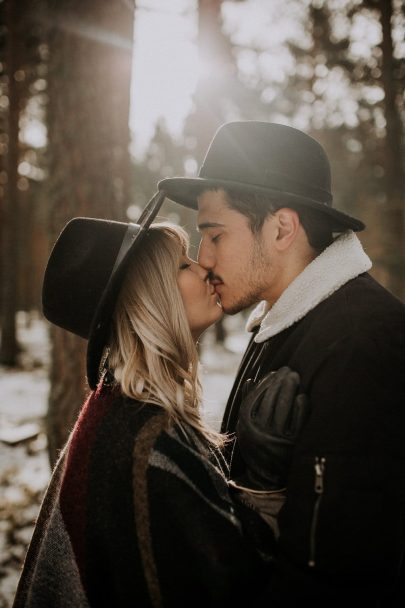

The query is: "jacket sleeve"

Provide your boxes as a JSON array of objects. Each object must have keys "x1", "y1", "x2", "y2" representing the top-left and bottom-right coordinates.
[
  {"x1": 268, "y1": 321, "x2": 405, "y2": 604},
  {"x1": 227, "y1": 480, "x2": 286, "y2": 538},
  {"x1": 132, "y1": 416, "x2": 275, "y2": 606}
]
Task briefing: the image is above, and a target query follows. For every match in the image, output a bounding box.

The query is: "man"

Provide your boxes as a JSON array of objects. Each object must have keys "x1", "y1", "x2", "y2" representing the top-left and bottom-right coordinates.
[{"x1": 158, "y1": 121, "x2": 405, "y2": 606}]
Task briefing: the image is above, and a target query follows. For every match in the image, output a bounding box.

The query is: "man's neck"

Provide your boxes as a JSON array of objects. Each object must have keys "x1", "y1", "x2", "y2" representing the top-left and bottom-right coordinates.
[{"x1": 264, "y1": 248, "x2": 318, "y2": 306}]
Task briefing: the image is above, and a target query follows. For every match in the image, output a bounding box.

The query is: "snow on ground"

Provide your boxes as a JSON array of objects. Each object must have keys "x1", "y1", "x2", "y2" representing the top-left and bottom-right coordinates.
[
  {"x1": 0, "y1": 313, "x2": 51, "y2": 607},
  {"x1": 0, "y1": 312, "x2": 249, "y2": 606},
  {"x1": 199, "y1": 321, "x2": 250, "y2": 430}
]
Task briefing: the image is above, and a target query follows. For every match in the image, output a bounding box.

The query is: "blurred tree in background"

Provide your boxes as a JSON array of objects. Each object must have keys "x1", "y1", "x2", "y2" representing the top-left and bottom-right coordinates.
[
  {"x1": 1, "y1": 0, "x2": 23, "y2": 366},
  {"x1": 0, "y1": 0, "x2": 404, "y2": 462},
  {"x1": 271, "y1": 0, "x2": 404, "y2": 296},
  {"x1": 44, "y1": 0, "x2": 134, "y2": 465},
  {"x1": 0, "y1": 0, "x2": 48, "y2": 366},
  {"x1": 1, "y1": 0, "x2": 134, "y2": 464}
]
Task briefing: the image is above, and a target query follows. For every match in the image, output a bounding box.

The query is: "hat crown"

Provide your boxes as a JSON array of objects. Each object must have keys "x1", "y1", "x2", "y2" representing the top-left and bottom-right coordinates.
[
  {"x1": 158, "y1": 120, "x2": 364, "y2": 232},
  {"x1": 199, "y1": 121, "x2": 332, "y2": 204},
  {"x1": 42, "y1": 218, "x2": 134, "y2": 339}
]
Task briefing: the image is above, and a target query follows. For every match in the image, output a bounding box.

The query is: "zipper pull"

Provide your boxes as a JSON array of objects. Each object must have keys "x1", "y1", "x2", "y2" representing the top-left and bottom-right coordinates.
[{"x1": 314, "y1": 456, "x2": 326, "y2": 494}]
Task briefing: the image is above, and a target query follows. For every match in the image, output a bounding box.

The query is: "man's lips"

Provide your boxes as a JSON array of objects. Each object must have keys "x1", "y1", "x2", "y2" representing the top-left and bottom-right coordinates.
[
  {"x1": 207, "y1": 274, "x2": 223, "y2": 295},
  {"x1": 210, "y1": 281, "x2": 223, "y2": 294},
  {"x1": 209, "y1": 277, "x2": 223, "y2": 287}
]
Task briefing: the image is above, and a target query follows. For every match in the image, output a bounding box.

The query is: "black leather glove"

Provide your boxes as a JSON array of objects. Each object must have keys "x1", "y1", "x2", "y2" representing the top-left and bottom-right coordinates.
[{"x1": 235, "y1": 366, "x2": 309, "y2": 491}]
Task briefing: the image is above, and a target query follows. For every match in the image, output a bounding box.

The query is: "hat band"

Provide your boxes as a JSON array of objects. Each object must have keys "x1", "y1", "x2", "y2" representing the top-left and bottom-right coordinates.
[
  {"x1": 109, "y1": 190, "x2": 167, "y2": 287},
  {"x1": 199, "y1": 165, "x2": 332, "y2": 204},
  {"x1": 110, "y1": 223, "x2": 140, "y2": 279}
]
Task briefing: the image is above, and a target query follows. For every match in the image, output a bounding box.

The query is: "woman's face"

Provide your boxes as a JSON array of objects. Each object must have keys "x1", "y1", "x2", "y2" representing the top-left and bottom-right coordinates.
[{"x1": 177, "y1": 254, "x2": 223, "y2": 341}]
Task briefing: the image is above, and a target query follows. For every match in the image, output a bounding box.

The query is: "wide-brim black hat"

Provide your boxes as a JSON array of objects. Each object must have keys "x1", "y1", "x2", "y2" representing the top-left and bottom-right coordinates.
[
  {"x1": 158, "y1": 121, "x2": 365, "y2": 232},
  {"x1": 42, "y1": 191, "x2": 166, "y2": 390}
]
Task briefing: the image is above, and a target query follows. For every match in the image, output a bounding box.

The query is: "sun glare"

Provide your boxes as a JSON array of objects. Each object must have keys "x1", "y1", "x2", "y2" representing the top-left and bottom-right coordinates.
[{"x1": 130, "y1": 1, "x2": 198, "y2": 158}]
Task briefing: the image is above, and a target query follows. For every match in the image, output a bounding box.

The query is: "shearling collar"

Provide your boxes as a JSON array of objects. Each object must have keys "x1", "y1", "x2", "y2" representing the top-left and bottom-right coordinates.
[{"x1": 246, "y1": 230, "x2": 372, "y2": 343}]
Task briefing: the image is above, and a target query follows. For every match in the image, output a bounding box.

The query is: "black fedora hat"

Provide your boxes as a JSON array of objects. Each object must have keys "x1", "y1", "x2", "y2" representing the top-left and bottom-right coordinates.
[
  {"x1": 42, "y1": 191, "x2": 166, "y2": 390},
  {"x1": 158, "y1": 121, "x2": 365, "y2": 232}
]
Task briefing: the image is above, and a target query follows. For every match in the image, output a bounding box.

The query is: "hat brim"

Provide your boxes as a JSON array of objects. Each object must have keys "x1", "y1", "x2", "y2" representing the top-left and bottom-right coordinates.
[
  {"x1": 87, "y1": 190, "x2": 167, "y2": 389},
  {"x1": 158, "y1": 176, "x2": 365, "y2": 232}
]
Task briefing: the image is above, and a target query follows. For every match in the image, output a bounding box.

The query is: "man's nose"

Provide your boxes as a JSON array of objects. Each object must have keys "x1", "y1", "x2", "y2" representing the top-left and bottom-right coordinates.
[{"x1": 197, "y1": 240, "x2": 215, "y2": 270}]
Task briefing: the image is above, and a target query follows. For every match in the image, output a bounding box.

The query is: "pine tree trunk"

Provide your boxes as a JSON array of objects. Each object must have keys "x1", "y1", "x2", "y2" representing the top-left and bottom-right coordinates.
[
  {"x1": 378, "y1": 0, "x2": 405, "y2": 300},
  {"x1": 0, "y1": 0, "x2": 22, "y2": 365},
  {"x1": 45, "y1": 0, "x2": 134, "y2": 466}
]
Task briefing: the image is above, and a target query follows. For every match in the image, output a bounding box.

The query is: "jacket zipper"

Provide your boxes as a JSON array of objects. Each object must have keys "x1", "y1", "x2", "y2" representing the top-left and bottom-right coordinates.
[{"x1": 308, "y1": 456, "x2": 326, "y2": 568}]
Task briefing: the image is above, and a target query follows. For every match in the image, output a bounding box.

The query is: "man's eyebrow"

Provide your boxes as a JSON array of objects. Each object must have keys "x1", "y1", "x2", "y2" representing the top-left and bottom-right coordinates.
[{"x1": 197, "y1": 222, "x2": 225, "y2": 232}]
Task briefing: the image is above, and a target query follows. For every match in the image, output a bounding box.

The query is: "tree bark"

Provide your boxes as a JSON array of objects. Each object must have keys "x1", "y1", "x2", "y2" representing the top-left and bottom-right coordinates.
[
  {"x1": 378, "y1": 0, "x2": 404, "y2": 299},
  {"x1": 0, "y1": 0, "x2": 22, "y2": 365},
  {"x1": 45, "y1": 0, "x2": 134, "y2": 466}
]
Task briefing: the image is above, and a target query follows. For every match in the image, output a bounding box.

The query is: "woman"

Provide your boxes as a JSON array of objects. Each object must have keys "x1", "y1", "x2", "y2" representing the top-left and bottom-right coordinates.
[{"x1": 13, "y1": 217, "x2": 307, "y2": 607}]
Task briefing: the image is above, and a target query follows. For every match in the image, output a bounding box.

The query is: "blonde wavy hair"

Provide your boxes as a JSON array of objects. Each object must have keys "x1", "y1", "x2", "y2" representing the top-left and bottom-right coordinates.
[{"x1": 108, "y1": 222, "x2": 224, "y2": 447}]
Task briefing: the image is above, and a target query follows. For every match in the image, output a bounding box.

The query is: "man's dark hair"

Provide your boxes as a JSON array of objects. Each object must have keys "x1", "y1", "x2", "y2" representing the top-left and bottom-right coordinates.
[{"x1": 217, "y1": 188, "x2": 335, "y2": 253}]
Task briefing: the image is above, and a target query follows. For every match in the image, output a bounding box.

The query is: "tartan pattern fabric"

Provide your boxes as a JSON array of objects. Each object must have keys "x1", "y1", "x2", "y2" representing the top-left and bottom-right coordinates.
[{"x1": 14, "y1": 382, "x2": 274, "y2": 607}]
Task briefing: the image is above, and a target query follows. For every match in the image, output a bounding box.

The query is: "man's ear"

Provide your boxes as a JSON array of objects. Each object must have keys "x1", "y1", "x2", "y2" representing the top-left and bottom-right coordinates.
[{"x1": 273, "y1": 208, "x2": 300, "y2": 251}]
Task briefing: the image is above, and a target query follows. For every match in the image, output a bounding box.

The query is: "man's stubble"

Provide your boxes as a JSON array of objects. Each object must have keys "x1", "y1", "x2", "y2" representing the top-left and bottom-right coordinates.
[{"x1": 221, "y1": 236, "x2": 274, "y2": 316}]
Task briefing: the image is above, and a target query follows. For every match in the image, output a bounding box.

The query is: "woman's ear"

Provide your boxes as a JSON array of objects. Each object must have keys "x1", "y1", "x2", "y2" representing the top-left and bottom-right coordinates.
[{"x1": 273, "y1": 208, "x2": 300, "y2": 251}]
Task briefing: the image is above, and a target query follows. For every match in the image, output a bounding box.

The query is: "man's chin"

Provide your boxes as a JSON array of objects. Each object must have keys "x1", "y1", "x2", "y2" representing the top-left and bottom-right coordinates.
[
  {"x1": 221, "y1": 300, "x2": 250, "y2": 316},
  {"x1": 220, "y1": 294, "x2": 261, "y2": 316}
]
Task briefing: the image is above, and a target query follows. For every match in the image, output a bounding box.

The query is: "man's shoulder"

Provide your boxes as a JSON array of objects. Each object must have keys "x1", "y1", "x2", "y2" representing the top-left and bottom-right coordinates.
[
  {"x1": 315, "y1": 273, "x2": 405, "y2": 327},
  {"x1": 339, "y1": 272, "x2": 403, "y2": 302},
  {"x1": 281, "y1": 273, "x2": 405, "y2": 355}
]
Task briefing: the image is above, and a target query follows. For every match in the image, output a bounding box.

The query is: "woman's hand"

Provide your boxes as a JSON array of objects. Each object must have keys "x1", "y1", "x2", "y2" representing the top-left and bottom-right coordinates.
[{"x1": 235, "y1": 367, "x2": 309, "y2": 491}]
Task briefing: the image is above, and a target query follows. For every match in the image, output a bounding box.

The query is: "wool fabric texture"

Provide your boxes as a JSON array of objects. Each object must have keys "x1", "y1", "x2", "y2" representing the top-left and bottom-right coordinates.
[{"x1": 13, "y1": 382, "x2": 275, "y2": 608}]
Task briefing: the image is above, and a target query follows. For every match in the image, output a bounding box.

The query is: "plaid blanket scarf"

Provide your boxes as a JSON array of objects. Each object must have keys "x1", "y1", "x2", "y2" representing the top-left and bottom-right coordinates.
[{"x1": 13, "y1": 382, "x2": 274, "y2": 607}]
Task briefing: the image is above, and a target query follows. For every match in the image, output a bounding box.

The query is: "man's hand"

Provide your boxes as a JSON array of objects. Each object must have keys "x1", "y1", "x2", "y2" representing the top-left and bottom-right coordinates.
[{"x1": 235, "y1": 367, "x2": 309, "y2": 491}]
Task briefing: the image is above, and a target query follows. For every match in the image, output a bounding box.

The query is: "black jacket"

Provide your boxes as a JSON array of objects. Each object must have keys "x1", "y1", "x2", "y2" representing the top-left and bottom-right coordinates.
[{"x1": 222, "y1": 273, "x2": 405, "y2": 606}]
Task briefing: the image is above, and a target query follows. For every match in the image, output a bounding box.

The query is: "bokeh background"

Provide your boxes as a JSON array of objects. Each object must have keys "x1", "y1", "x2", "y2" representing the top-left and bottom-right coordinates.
[{"x1": 0, "y1": 0, "x2": 404, "y2": 604}]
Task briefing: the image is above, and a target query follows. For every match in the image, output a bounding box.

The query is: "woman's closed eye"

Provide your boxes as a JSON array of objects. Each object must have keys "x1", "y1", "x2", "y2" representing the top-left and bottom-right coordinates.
[{"x1": 179, "y1": 262, "x2": 191, "y2": 270}]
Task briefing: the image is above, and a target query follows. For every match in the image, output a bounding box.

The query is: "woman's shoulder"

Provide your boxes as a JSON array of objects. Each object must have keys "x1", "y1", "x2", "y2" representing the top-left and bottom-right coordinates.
[
  {"x1": 121, "y1": 394, "x2": 166, "y2": 424},
  {"x1": 102, "y1": 393, "x2": 231, "y2": 509},
  {"x1": 120, "y1": 397, "x2": 222, "y2": 468},
  {"x1": 80, "y1": 387, "x2": 169, "y2": 456},
  {"x1": 120, "y1": 395, "x2": 199, "y2": 454},
  {"x1": 97, "y1": 390, "x2": 226, "y2": 482}
]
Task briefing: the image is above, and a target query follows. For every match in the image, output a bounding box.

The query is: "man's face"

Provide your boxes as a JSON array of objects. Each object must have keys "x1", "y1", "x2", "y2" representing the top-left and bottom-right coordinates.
[{"x1": 197, "y1": 190, "x2": 276, "y2": 314}]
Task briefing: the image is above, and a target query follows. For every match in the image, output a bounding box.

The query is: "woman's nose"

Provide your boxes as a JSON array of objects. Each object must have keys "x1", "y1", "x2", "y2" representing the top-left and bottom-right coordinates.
[{"x1": 191, "y1": 260, "x2": 209, "y2": 280}]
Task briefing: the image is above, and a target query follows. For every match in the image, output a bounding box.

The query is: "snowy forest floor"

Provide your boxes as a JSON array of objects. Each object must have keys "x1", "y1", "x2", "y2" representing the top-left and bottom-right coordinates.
[{"x1": 0, "y1": 312, "x2": 249, "y2": 607}]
